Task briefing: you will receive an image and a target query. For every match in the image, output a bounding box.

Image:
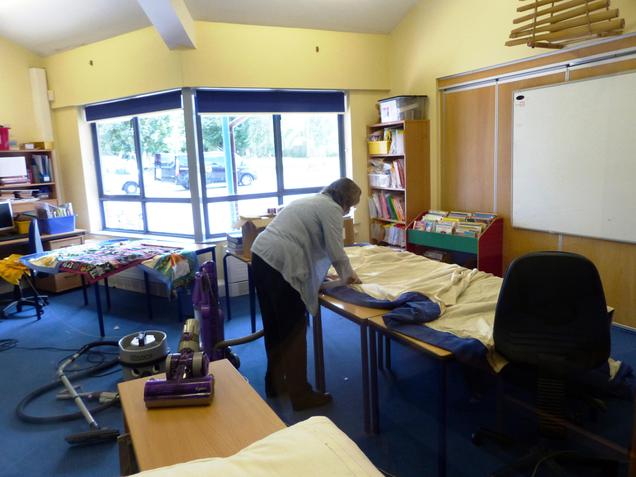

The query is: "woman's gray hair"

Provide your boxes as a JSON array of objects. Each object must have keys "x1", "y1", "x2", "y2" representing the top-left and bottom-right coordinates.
[{"x1": 321, "y1": 178, "x2": 361, "y2": 211}]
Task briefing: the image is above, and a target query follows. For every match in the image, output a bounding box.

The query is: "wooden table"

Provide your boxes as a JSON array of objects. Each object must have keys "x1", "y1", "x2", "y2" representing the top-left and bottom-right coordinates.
[
  {"x1": 314, "y1": 294, "x2": 454, "y2": 477},
  {"x1": 315, "y1": 294, "x2": 390, "y2": 434},
  {"x1": 118, "y1": 359, "x2": 286, "y2": 473}
]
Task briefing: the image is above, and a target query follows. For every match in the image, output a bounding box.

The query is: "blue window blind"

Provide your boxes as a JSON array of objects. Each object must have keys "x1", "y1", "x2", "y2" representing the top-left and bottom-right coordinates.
[
  {"x1": 196, "y1": 90, "x2": 345, "y2": 113},
  {"x1": 85, "y1": 90, "x2": 182, "y2": 122}
]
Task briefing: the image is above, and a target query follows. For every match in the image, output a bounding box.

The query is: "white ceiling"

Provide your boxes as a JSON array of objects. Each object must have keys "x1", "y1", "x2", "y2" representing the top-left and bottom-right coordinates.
[{"x1": 0, "y1": 0, "x2": 418, "y2": 57}]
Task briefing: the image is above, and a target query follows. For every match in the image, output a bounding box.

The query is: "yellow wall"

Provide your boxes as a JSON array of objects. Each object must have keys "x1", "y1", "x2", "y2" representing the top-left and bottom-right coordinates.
[
  {"x1": 45, "y1": 22, "x2": 389, "y2": 109},
  {"x1": 44, "y1": 21, "x2": 390, "y2": 232},
  {"x1": 389, "y1": 0, "x2": 636, "y2": 206},
  {"x1": 0, "y1": 37, "x2": 44, "y2": 145}
]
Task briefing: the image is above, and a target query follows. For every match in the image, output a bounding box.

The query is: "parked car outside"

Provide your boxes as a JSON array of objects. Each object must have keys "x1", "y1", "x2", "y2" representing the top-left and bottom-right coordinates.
[{"x1": 175, "y1": 152, "x2": 257, "y2": 190}]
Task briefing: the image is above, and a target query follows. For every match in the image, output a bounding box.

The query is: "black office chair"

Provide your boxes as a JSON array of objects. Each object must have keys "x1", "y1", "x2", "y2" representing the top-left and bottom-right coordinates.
[
  {"x1": 2, "y1": 219, "x2": 48, "y2": 319},
  {"x1": 475, "y1": 251, "x2": 618, "y2": 476}
]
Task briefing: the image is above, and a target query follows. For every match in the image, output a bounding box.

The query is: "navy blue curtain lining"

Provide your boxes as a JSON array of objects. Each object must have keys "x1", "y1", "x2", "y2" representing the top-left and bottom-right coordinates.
[
  {"x1": 196, "y1": 90, "x2": 346, "y2": 113},
  {"x1": 85, "y1": 90, "x2": 345, "y2": 121},
  {"x1": 85, "y1": 91, "x2": 182, "y2": 122}
]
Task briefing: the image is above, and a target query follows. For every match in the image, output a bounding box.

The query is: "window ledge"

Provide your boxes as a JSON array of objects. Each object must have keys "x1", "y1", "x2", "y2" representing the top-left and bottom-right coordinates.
[{"x1": 89, "y1": 230, "x2": 224, "y2": 245}]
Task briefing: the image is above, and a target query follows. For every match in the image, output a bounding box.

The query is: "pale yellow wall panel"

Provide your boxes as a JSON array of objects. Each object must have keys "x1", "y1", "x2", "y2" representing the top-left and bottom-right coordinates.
[
  {"x1": 346, "y1": 90, "x2": 389, "y2": 243},
  {"x1": 0, "y1": 37, "x2": 44, "y2": 144},
  {"x1": 182, "y1": 23, "x2": 389, "y2": 90},
  {"x1": 45, "y1": 28, "x2": 183, "y2": 108},
  {"x1": 51, "y1": 107, "x2": 101, "y2": 232},
  {"x1": 45, "y1": 22, "x2": 389, "y2": 109}
]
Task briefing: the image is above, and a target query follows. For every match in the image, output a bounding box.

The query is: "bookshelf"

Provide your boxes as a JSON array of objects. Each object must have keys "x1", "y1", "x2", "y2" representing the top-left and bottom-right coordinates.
[
  {"x1": 406, "y1": 211, "x2": 503, "y2": 276},
  {"x1": 0, "y1": 149, "x2": 59, "y2": 213},
  {"x1": 367, "y1": 120, "x2": 429, "y2": 248}
]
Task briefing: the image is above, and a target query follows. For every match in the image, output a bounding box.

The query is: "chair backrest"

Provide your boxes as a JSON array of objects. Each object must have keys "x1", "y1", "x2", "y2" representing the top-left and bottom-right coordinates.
[
  {"x1": 493, "y1": 251, "x2": 610, "y2": 374},
  {"x1": 28, "y1": 219, "x2": 44, "y2": 254}
]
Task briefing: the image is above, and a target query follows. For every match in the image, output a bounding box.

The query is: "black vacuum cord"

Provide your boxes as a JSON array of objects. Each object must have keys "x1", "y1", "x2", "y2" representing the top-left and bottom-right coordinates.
[{"x1": 16, "y1": 341, "x2": 120, "y2": 424}]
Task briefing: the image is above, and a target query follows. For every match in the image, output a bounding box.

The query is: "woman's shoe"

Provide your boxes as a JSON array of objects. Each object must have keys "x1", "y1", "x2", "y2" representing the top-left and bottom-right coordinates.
[{"x1": 291, "y1": 391, "x2": 332, "y2": 411}]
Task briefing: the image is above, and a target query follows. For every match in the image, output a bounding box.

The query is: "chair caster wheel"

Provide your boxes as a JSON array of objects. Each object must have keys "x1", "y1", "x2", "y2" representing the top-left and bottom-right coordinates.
[{"x1": 471, "y1": 431, "x2": 483, "y2": 446}]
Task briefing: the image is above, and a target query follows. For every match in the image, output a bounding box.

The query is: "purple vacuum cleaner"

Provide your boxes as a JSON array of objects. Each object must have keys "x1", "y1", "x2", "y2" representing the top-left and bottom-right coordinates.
[
  {"x1": 144, "y1": 318, "x2": 214, "y2": 408},
  {"x1": 144, "y1": 260, "x2": 263, "y2": 408}
]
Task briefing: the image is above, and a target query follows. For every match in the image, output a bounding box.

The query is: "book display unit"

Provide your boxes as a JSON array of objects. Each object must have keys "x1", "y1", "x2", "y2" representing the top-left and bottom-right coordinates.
[
  {"x1": 407, "y1": 210, "x2": 503, "y2": 276},
  {"x1": 0, "y1": 149, "x2": 59, "y2": 213},
  {"x1": 366, "y1": 120, "x2": 429, "y2": 248}
]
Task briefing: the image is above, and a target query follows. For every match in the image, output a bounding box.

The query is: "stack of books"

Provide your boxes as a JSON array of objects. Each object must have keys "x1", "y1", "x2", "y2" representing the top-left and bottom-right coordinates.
[
  {"x1": 226, "y1": 233, "x2": 244, "y2": 255},
  {"x1": 368, "y1": 192, "x2": 405, "y2": 222},
  {"x1": 412, "y1": 210, "x2": 496, "y2": 238}
]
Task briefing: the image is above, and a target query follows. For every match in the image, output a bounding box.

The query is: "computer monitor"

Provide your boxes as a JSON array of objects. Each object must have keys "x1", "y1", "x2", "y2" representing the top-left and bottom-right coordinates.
[{"x1": 0, "y1": 200, "x2": 15, "y2": 232}]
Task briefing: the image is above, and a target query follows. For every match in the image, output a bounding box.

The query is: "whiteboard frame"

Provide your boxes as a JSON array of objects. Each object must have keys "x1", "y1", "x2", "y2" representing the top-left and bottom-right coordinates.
[{"x1": 511, "y1": 69, "x2": 636, "y2": 245}]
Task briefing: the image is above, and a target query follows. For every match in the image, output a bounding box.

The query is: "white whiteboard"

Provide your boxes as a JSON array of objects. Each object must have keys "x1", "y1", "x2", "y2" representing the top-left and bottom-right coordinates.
[{"x1": 512, "y1": 70, "x2": 636, "y2": 244}]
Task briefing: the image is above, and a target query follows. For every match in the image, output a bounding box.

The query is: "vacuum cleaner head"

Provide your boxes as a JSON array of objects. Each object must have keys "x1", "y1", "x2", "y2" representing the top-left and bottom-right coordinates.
[
  {"x1": 65, "y1": 427, "x2": 119, "y2": 446},
  {"x1": 143, "y1": 319, "x2": 214, "y2": 408},
  {"x1": 144, "y1": 374, "x2": 214, "y2": 408}
]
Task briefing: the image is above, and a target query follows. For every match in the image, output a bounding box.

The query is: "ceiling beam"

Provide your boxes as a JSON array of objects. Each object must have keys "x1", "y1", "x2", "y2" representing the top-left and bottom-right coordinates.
[{"x1": 137, "y1": 0, "x2": 196, "y2": 49}]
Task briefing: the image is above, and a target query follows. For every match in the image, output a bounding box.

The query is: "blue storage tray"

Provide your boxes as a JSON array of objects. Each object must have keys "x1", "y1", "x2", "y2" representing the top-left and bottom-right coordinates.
[{"x1": 38, "y1": 215, "x2": 76, "y2": 235}]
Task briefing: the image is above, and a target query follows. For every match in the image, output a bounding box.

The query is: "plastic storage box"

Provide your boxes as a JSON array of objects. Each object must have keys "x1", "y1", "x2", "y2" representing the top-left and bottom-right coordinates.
[
  {"x1": 37, "y1": 215, "x2": 76, "y2": 234},
  {"x1": 368, "y1": 140, "x2": 390, "y2": 155},
  {"x1": 378, "y1": 96, "x2": 427, "y2": 123}
]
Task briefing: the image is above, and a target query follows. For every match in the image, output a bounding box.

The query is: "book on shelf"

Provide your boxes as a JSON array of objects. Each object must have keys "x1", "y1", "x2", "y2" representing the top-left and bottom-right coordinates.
[
  {"x1": 388, "y1": 128, "x2": 405, "y2": 155},
  {"x1": 370, "y1": 191, "x2": 405, "y2": 222},
  {"x1": 411, "y1": 210, "x2": 497, "y2": 238}
]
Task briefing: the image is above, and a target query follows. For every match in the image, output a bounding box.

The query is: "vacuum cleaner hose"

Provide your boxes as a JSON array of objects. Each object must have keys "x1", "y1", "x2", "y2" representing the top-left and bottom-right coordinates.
[{"x1": 16, "y1": 341, "x2": 120, "y2": 424}]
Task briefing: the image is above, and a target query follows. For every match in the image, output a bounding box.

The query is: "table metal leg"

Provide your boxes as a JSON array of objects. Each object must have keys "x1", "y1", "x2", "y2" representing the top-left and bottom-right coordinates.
[
  {"x1": 378, "y1": 332, "x2": 384, "y2": 371},
  {"x1": 360, "y1": 322, "x2": 371, "y2": 434},
  {"x1": 94, "y1": 283, "x2": 105, "y2": 338},
  {"x1": 223, "y1": 253, "x2": 232, "y2": 322},
  {"x1": 385, "y1": 336, "x2": 392, "y2": 370},
  {"x1": 143, "y1": 271, "x2": 153, "y2": 320},
  {"x1": 312, "y1": 308, "x2": 326, "y2": 393},
  {"x1": 369, "y1": 327, "x2": 379, "y2": 434},
  {"x1": 104, "y1": 277, "x2": 111, "y2": 310},
  {"x1": 81, "y1": 276, "x2": 88, "y2": 306},
  {"x1": 247, "y1": 264, "x2": 256, "y2": 333},
  {"x1": 438, "y1": 360, "x2": 448, "y2": 477}
]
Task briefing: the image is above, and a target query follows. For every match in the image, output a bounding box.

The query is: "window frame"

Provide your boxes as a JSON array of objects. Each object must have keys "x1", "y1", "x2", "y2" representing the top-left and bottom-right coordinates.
[
  {"x1": 91, "y1": 114, "x2": 194, "y2": 238},
  {"x1": 197, "y1": 112, "x2": 346, "y2": 238},
  {"x1": 90, "y1": 89, "x2": 347, "y2": 239}
]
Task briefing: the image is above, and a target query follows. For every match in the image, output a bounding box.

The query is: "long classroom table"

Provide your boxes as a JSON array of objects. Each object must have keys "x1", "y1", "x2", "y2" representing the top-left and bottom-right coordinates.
[{"x1": 314, "y1": 294, "x2": 453, "y2": 477}]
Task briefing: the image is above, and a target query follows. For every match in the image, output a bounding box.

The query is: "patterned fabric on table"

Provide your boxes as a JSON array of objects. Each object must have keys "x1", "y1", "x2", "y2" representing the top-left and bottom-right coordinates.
[{"x1": 27, "y1": 240, "x2": 198, "y2": 288}]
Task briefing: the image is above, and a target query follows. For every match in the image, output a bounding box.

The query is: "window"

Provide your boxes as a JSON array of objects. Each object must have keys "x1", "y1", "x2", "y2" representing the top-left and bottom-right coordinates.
[{"x1": 90, "y1": 89, "x2": 346, "y2": 238}]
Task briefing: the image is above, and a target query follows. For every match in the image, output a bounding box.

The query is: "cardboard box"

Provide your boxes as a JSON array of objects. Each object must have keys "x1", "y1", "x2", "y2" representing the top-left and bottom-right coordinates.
[
  {"x1": 234, "y1": 215, "x2": 274, "y2": 258},
  {"x1": 22, "y1": 141, "x2": 54, "y2": 150}
]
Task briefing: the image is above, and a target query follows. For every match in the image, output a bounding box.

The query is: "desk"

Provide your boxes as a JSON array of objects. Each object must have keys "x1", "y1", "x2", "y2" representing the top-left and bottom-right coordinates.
[
  {"x1": 0, "y1": 228, "x2": 86, "y2": 251},
  {"x1": 118, "y1": 359, "x2": 286, "y2": 473},
  {"x1": 21, "y1": 240, "x2": 215, "y2": 337},
  {"x1": 315, "y1": 294, "x2": 389, "y2": 434},
  {"x1": 368, "y1": 315, "x2": 452, "y2": 477}
]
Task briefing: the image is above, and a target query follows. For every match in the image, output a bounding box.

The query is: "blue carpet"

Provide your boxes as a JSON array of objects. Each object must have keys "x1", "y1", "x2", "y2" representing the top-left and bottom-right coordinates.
[{"x1": 0, "y1": 287, "x2": 634, "y2": 477}]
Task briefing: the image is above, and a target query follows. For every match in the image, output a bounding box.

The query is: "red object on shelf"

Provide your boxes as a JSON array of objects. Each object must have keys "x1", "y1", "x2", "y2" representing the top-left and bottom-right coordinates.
[{"x1": 0, "y1": 126, "x2": 10, "y2": 150}]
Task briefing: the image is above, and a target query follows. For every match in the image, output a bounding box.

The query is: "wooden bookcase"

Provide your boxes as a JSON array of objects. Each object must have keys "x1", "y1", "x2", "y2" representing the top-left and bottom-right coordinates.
[
  {"x1": 367, "y1": 119, "x2": 429, "y2": 248},
  {"x1": 407, "y1": 214, "x2": 503, "y2": 276},
  {"x1": 0, "y1": 149, "x2": 60, "y2": 214}
]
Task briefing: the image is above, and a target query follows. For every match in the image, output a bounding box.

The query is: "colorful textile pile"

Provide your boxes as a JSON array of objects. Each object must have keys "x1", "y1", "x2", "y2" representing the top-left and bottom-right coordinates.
[{"x1": 25, "y1": 240, "x2": 197, "y2": 288}]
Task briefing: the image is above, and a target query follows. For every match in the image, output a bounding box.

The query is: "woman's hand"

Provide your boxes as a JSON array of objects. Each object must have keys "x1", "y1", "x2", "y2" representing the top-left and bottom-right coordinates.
[{"x1": 347, "y1": 271, "x2": 362, "y2": 285}]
